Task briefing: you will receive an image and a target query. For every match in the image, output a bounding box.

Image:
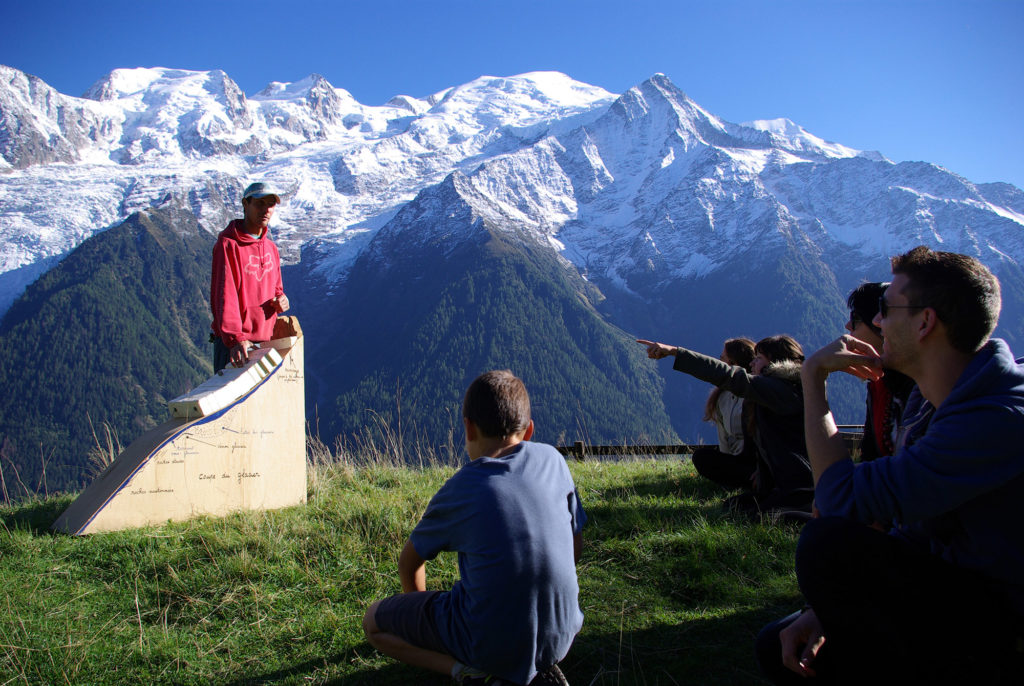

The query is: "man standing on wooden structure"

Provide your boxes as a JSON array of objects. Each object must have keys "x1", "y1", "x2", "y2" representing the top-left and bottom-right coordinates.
[{"x1": 210, "y1": 181, "x2": 290, "y2": 372}]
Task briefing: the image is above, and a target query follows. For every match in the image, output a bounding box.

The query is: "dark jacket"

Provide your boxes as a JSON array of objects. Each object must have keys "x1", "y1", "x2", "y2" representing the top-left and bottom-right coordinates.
[
  {"x1": 817, "y1": 339, "x2": 1024, "y2": 615},
  {"x1": 673, "y1": 349, "x2": 812, "y2": 504}
]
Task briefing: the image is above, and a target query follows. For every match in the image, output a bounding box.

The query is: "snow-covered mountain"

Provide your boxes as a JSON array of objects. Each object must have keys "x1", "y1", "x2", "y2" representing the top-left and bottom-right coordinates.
[
  {"x1": 3, "y1": 64, "x2": 1024, "y2": 487},
  {"x1": 3, "y1": 65, "x2": 1021, "y2": 320},
  {"x1": 0, "y1": 66, "x2": 616, "y2": 311}
]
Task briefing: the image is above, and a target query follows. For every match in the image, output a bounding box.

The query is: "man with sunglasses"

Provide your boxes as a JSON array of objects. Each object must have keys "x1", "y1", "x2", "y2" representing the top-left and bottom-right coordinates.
[{"x1": 764, "y1": 246, "x2": 1024, "y2": 683}]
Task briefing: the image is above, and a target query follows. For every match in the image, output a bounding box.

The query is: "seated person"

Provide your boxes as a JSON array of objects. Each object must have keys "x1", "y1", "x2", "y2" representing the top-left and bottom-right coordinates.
[
  {"x1": 638, "y1": 335, "x2": 813, "y2": 519},
  {"x1": 363, "y1": 370, "x2": 586, "y2": 686},
  {"x1": 843, "y1": 282, "x2": 915, "y2": 460},
  {"x1": 690, "y1": 337, "x2": 757, "y2": 490},
  {"x1": 758, "y1": 246, "x2": 1024, "y2": 683}
]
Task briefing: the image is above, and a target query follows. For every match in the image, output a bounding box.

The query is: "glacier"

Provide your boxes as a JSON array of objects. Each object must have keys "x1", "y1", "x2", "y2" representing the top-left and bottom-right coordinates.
[{"x1": 0, "y1": 64, "x2": 1021, "y2": 318}]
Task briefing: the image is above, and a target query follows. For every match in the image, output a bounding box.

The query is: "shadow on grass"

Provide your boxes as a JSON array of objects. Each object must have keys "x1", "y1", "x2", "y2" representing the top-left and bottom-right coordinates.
[
  {"x1": 0, "y1": 495, "x2": 74, "y2": 535},
  {"x1": 564, "y1": 604, "x2": 795, "y2": 686},
  {"x1": 229, "y1": 605, "x2": 800, "y2": 686},
  {"x1": 324, "y1": 661, "x2": 453, "y2": 686},
  {"x1": 222, "y1": 644, "x2": 453, "y2": 686},
  {"x1": 584, "y1": 471, "x2": 808, "y2": 537},
  {"x1": 588, "y1": 473, "x2": 720, "y2": 498},
  {"x1": 584, "y1": 468, "x2": 738, "y2": 506}
]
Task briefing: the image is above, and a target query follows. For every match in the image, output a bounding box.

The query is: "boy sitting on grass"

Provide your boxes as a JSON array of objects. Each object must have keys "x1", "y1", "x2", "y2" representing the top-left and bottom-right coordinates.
[{"x1": 363, "y1": 370, "x2": 587, "y2": 686}]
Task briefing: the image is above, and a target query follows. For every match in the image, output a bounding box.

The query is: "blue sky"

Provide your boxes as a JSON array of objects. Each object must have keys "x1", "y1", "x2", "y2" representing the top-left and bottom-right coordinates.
[{"x1": 5, "y1": 0, "x2": 1023, "y2": 188}]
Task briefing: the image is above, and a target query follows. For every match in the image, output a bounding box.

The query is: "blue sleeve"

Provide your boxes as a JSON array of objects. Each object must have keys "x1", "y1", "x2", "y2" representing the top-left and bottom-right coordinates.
[
  {"x1": 816, "y1": 402, "x2": 1024, "y2": 524},
  {"x1": 814, "y1": 460, "x2": 858, "y2": 518},
  {"x1": 409, "y1": 472, "x2": 470, "y2": 560},
  {"x1": 569, "y1": 487, "x2": 587, "y2": 534}
]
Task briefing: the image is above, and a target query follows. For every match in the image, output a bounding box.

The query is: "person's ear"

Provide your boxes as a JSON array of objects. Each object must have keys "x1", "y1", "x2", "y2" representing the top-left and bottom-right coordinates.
[
  {"x1": 463, "y1": 416, "x2": 478, "y2": 442},
  {"x1": 521, "y1": 420, "x2": 534, "y2": 442},
  {"x1": 917, "y1": 307, "x2": 939, "y2": 342}
]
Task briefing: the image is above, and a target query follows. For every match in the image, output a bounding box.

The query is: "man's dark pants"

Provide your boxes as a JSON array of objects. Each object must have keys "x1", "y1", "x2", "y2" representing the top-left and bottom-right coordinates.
[
  {"x1": 756, "y1": 517, "x2": 1022, "y2": 685},
  {"x1": 213, "y1": 337, "x2": 230, "y2": 373}
]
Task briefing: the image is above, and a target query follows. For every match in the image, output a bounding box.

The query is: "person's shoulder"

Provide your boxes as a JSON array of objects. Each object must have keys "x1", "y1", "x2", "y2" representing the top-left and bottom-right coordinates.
[
  {"x1": 517, "y1": 442, "x2": 576, "y2": 480},
  {"x1": 987, "y1": 339, "x2": 1024, "y2": 374},
  {"x1": 422, "y1": 462, "x2": 479, "y2": 510},
  {"x1": 215, "y1": 221, "x2": 241, "y2": 243},
  {"x1": 969, "y1": 339, "x2": 1024, "y2": 393},
  {"x1": 761, "y1": 359, "x2": 802, "y2": 384},
  {"x1": 518, "y1": 440, "x2": 562, "y2": 456}
]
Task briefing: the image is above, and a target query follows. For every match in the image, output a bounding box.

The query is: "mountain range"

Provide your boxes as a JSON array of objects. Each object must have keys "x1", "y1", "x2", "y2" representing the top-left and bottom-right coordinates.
[{"x1": 1, "y1": 65, "x2": 1022, "y2": 494}]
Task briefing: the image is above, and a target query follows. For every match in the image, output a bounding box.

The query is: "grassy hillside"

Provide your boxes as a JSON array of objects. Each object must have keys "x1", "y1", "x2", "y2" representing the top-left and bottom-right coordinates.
[
  {"x1": 0, "y1": 208, "x2": 214, "y2": 494},
  {"x1": 0, "y1": 452, "x2": 802, "y2": 685}
]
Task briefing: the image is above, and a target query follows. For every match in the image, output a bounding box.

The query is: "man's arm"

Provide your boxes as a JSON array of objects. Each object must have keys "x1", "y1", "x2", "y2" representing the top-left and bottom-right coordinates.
[
  {"x1": 271, "y1": 249, "x2": 288, "y2": 313},
  {"x1": 398, "y1": 539, "x2": 426, "y2": 593},
  {"x1": 802, "y1": 336, "x2": 883, "y2": 485},
  {"x1": 274, "y1": 294, "x2": 289, "y2": 313},
  {"x1": 212, "y1": 240, "x2": 248, "y2": 349}
]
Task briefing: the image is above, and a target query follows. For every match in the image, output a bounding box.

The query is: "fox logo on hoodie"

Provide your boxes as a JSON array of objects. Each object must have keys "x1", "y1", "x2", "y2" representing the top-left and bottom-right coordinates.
[{"x1": 244, "y1": 254, "x2": 275, "y2": 281}]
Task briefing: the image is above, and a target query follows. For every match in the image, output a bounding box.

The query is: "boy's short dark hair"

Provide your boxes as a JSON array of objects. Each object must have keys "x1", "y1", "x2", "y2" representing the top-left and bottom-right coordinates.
[
  {"x1": 891, "y1": 246, "x2": 1001, "y2": 353},
  {"x1": 463, "y1": 370, "x2": 531, "y2": 439}
]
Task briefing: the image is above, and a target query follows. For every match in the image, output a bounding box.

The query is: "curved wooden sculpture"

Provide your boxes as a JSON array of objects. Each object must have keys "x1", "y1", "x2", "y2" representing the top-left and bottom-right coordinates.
[{"x1": 53, "y1": 318, "x2": 306, "y2": 535}]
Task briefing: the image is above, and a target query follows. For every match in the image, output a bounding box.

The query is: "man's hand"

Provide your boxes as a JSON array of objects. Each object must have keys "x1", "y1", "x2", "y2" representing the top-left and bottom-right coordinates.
[
  {"x1": 780, "y1": 609, "x2": 826, "y2": 677},
  {"x1": 229, "y1": 340, "x2": 253, "y2": 367},
  {"x1": 274, "y1": 294, "x2": 290, "y2": 313},
  {"x1": 803, "y1": 335, "x2": 875, "y2": 484},
  {"x1": 636, "y1": 339, "x2": 678, "y2": 359},
  {"x1": 804, "y1": 335, "x2": 883, "y2": 383}
]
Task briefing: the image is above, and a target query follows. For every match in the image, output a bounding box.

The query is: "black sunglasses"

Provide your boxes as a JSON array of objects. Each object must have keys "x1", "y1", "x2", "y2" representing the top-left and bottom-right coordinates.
[{"x1": 878, "y1": 296, "x2": 924, "y2": 318}]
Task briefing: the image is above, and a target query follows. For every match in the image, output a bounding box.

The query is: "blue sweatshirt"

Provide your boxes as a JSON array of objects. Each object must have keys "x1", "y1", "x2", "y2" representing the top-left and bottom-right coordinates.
[{"x1": 816, "y1": 339, "x2": 1024, "y2": 615}]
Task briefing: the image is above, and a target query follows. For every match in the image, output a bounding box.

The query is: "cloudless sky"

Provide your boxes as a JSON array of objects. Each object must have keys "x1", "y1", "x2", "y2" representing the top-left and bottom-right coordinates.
[{"x1": 5, "y1": 0, "x2": 1023, "y2": 188}]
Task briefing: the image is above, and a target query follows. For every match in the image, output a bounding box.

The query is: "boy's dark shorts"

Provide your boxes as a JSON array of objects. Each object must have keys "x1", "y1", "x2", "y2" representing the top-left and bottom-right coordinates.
[{"x1": 374, "y1": 590, "x2": 450, "y2": 655}]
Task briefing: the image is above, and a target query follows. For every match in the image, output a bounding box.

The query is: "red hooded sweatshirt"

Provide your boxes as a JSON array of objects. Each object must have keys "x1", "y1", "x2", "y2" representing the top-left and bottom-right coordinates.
[{"x1": 210, "y1": 219, "x2": 284, "y2": 348}]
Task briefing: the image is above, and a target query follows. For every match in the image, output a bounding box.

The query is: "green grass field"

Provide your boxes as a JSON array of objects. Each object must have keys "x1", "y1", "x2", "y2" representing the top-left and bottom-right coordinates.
[{"x1": 0, "y1": 453, "x2": 803, "y2": 685}]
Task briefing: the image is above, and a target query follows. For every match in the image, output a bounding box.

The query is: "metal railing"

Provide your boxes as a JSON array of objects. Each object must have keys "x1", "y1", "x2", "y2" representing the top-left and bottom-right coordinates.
[{"x1": 557, "y1": 426, "x2": 865, "y2": 461}]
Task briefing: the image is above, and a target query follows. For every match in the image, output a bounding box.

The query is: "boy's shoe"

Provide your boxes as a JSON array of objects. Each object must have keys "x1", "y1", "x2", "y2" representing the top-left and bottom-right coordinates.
[
  {"x1": 454, "y1": 663, "x2": 567, "y2": 686},
  {"x1": 459, "y1": 676, "x2": 514, "y2": 686},
  {"x1": 528, "y1": 664, "x2": 569, "y2": 686},
  {"x1": 453, "y1": 664, "x2": 513, "y2": 685}
]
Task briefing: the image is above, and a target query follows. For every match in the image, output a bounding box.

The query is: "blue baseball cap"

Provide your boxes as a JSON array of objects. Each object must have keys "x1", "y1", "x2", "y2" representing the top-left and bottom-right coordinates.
[{"x1": 242, "y1": 182, "x2": 281, "y2": 204}]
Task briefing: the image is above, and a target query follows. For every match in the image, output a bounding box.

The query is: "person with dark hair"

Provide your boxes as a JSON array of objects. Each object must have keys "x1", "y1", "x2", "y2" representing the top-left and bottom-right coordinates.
[
  {"x1": 844, "y1": 282, "x2": 916, "y2": 460},
  {"x1": 210, "y1": 181, "x2": 290, "y2": 372},
  {"x1": 363, "y1": 370, "x2": 585, "y2": 686},
  {"x1": 754, "y1": 282, "x2": 926, "y2": 683},
  {"x1": 761, "y1": 246, "x2": 1024, "y2": 683},
  {"x1": 637, "y1": 334, "x2": 814, "y2": 519},
  {"x1": 690, "y1": 338, "x2": 756, "y2": 490}
]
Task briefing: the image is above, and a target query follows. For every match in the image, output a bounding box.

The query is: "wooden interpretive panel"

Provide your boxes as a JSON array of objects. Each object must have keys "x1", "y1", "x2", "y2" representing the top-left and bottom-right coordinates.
[{"x1": 53, "y1": 325, "x2": 306, "y2": 535}]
